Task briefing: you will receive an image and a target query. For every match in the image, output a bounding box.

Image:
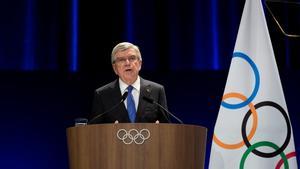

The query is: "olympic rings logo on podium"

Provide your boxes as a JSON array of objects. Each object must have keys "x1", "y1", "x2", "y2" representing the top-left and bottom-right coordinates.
[{"x1": 116, "y1": 129, "x2": 150, "y2": 145}]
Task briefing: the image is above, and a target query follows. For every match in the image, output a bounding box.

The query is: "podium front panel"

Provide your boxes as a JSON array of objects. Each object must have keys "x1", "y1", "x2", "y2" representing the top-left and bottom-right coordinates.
[{"x1": 67, "y1": 123, "x2": 207, "y2": 169}]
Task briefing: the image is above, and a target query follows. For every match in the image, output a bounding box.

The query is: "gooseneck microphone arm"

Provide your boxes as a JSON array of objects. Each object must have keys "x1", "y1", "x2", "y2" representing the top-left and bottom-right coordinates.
[
  {"x1": 143, "y1": 96, "x2": 184, "y2": 124},
  {"x1": 88, "y1": 92, "x2": 128, "y2": 124}
]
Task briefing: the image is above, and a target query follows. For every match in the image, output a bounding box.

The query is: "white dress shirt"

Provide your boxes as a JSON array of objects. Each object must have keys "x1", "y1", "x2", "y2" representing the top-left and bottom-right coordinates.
[{"x1": 119, "y1": 76, "x2": 140, "y2": 110}]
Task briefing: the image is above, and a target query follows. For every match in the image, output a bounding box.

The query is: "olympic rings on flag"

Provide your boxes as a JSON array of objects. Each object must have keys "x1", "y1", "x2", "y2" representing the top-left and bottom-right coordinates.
[
  {"x1": 213, "y1": 51, "x2": 294, "y2": 168},
  {"x1": 213, "y1": 92, "x2": 258, "y2": 149},
  {"x1": 221, "y1": 52, "x2": 260, "y2": 109},
  {"x1": 241, "y1": 101, "x2": 291, "y2": 158},
  {"x1": 240, "y1": 141, "x2": 289, "y2": 169},
  {"x1": 275, "y1": 152, "x2": 297, "y2": 169}
]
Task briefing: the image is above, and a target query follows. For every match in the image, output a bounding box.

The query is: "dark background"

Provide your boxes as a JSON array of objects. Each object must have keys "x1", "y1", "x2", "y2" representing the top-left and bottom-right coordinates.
[{"x1": 0, "y1": 0, "x2": 299, "y2": 168}]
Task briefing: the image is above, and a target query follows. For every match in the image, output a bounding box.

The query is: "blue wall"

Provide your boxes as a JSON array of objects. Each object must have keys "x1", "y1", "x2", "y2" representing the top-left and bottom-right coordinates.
[{"x1": 0, "y1": 0, "x2": 299, "y2": 72}]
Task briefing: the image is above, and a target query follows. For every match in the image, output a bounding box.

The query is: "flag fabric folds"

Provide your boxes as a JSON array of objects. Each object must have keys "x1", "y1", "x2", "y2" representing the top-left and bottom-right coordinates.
[{"x1": 208, "y1": 0, "x2": 298, "y2": 168}]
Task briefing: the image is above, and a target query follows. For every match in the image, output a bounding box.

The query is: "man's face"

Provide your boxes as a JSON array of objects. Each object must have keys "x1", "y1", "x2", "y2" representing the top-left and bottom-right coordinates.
[{"x1": 112, "y1": 48, "x2": 142, "y2": 85}]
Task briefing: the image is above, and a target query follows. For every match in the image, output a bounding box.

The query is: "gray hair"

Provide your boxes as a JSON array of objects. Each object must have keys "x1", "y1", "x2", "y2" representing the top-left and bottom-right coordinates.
[{"x1": 111, "y1": 42, "x2": 142, "y2": 63}]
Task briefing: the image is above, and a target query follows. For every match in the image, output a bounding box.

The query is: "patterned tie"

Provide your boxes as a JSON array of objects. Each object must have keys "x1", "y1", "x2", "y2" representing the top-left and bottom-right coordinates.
[{"x1": 127, "y1": 85, "x2": 136, "y2": 123}]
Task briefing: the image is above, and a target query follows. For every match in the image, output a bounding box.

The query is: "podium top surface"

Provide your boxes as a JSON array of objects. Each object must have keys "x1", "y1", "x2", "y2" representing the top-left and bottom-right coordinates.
[{"x1": 67, "y1": 123, "x2": 207, "y2": 131}]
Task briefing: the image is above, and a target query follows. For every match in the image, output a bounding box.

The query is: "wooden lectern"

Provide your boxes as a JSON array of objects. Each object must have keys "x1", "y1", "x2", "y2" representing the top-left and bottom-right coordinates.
[{"x1": 67, "y1": 123, "x2": 207, "y2": 169}]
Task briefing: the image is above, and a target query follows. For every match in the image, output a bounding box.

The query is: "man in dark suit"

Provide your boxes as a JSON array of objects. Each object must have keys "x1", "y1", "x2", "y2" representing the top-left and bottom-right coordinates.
[{"x1": 89, "y1": 42, "x2": 169, "y2": 124}]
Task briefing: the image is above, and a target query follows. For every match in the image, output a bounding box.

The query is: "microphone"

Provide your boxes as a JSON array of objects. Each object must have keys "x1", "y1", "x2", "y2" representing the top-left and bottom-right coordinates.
[
  {"x1": 88, "y1": 92, "x2": 128, "y2": 124},
  {"x1": 143, "y1": 96, "x2": 183, "y2": 124}
]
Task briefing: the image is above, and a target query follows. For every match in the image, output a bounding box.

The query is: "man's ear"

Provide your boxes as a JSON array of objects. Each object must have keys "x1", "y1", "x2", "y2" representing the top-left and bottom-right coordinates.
[{"x1": 138, "y1": 60, "x2": 142, "y2": 71}]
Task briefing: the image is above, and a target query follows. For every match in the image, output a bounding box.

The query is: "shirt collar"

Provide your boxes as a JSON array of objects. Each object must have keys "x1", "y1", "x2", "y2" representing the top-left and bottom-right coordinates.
[{"x1": 119, "y1": 76, "x2": 140, "y2": 93}]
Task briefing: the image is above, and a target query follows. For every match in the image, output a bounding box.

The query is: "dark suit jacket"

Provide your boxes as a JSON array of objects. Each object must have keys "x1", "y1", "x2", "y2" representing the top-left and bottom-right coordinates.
[{"x1": 89, "y1": 77, "x2": 169, "y2": 123}]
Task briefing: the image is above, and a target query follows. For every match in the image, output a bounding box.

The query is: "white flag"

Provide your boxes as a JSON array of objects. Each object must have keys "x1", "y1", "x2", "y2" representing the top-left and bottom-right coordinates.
[{"x1": 209, "y1": 0, "x2": 298, "y2": 168}]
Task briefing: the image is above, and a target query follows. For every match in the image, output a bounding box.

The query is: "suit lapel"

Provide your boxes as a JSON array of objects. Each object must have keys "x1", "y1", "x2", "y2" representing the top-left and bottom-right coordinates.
[
  {"x1": 111, "y1": 80, "x2": 121, "y2": 102},
  {"x1": 111, "y1": 80, "x2": 130, "y2": 122},
  {"x1": 137, "y1": 78, "x2": 151, "y2": 117}
]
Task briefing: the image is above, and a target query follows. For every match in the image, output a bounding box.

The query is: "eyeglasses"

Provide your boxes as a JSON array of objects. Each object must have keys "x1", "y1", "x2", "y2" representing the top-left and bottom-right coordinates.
[{"x1": 114, "y1": 55, "x2": 138, "y2": 64}]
